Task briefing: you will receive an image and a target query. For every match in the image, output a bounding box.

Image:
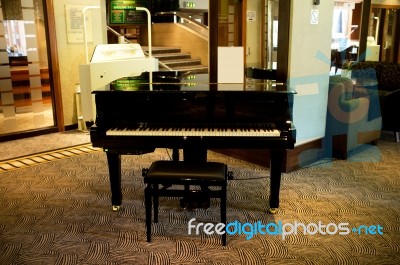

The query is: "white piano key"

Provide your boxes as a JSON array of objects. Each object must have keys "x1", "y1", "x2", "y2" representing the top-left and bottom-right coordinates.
[{"x1": 106, "y1": 126, "x2": 280, "y2": 137}]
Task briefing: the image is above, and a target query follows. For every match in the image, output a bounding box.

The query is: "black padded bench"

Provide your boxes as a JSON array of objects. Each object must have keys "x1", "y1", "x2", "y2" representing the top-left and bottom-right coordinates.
[{"x1": 142, "y1": 161, "x2": 231, "y2": 245}]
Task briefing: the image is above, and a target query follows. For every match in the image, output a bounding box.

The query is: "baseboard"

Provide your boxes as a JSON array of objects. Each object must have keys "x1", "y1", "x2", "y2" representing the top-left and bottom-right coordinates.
[
  {"x1": 212, "y1": 139, "x2": 322, "y2": 173},
  {"x1": 0, "y1": 127, "x2": 58, "y2": 142},
  {"x1": 284, "y1": 139, "x2": 323, "y2": 172},
  {"x1": 65, "y1": 124, "x2": 79, "y2": 131},
  {"x1": 0, "y1": 124, "x2": 82, "y2": 142}
]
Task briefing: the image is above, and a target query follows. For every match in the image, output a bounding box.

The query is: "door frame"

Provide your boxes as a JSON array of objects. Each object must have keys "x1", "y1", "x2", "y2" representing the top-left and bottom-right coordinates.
[
  {"x1": 371, "y1": 4, "x2": 400, "y2": 63},
  {"x1": 209, "y1": 0, "x2": 290, "y2": 84},
  {"x1": 45, "y1": 0, "x2": 64, "y2": 131}
]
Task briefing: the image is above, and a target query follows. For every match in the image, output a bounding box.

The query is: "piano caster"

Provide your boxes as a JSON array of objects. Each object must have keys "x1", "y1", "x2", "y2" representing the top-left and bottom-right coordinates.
[
  {"x1": 268, "y1": 208, "x2": 278, "y2": 214},
  {"x1": 112, "y1": 205, "x2": 121, "y2": 212}
]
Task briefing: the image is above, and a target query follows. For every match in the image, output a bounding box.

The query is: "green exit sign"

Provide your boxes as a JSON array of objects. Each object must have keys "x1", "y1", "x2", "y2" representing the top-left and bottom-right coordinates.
[
  {"x1": 109, "y1": 0, "x2": 149, "y2": 25},
  {"x1": 185, "y1": 2, "x2": 196, "y2": 8}
]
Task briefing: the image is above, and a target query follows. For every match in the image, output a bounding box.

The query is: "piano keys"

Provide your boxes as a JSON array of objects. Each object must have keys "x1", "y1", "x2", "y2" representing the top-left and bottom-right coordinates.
[
  {"x1": 106, "y1": 123, "x2": 280, "y2": 137},
  {"x1": 90, "y1": 71, "x2": 296, "y2": 213}
]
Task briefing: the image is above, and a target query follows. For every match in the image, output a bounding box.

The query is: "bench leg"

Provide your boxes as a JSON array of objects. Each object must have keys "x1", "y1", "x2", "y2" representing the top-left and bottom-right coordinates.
[
  {"x1": 144, "y1": 185, "x2": 152, "y2": 242},
  {"x1": 153, "y1": 184, "x2": 159, "y2": 223},
  {"x1": 221, "y1": 184, "x2": 227, "y2": 246}
]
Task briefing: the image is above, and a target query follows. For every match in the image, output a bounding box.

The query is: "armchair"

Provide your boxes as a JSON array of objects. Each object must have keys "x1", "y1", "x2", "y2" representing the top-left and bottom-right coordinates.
[
  {"x1": 351, "y1": 61, "x2": 400, "y2": 142},
  {"x1": 326, "y1": 76, "x2": 382, "y2": 159},
  {"x1": 382, "y1": 90, "x2": 400, "y2": 142}
]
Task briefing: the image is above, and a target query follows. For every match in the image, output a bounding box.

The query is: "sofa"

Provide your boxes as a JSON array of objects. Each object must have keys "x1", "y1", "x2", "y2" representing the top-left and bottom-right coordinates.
[
  {"x1": 351, "y1": 61, "x2": 400, "y2": 142},
  {"x1": 326, "y1": 75, "x2": 382, "y2": 159}
]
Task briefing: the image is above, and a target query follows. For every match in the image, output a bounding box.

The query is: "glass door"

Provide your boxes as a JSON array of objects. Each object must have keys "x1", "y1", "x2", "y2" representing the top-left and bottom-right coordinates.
[
  {"x1": 217, "y1": 0, "x2": 242, "y2": 47},
  {"x1": 380, "y1": 8, "x2": 399, "y2": 62},
  {"x1": 216, "y1": 0, "x2": 243, "y2": 87},
  {"x1": 263, "y1": 0, "x2": 279, "y2": 69},
  {"x1": 0, "y1": 0, "x2": 55, "y2": 136},
  {"x1": 371, "y1": 7, "x2": 400, "y2": 63}
]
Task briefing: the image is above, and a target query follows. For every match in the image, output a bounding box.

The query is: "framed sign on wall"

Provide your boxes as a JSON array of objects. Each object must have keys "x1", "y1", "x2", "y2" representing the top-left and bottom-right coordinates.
[{"x1": 108, "y1": 0, "x2": 149, "y2": 25}]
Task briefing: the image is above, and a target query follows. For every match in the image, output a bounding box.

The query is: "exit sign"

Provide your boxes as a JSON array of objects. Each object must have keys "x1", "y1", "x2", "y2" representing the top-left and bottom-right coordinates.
[{"x1": 185, "y1": 1, "x2": 196, "y2": 8}]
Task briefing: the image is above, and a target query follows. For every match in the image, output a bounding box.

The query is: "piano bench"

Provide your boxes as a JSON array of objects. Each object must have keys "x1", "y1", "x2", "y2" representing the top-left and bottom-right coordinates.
[{"x1": 142, "y1": 161, "x2": 231, "y2": 246}]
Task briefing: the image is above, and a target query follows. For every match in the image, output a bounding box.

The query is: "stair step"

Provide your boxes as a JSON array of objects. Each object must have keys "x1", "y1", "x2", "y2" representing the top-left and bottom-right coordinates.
[
  {"x1": 142, "y1": 46, "x2": 181, "y2": 54},
  {"x1": 163, "y1": 59, "x2": 202, "y2": 67},
  {"x1": 143, "y1": 46, "x2": 207, "y2": 73},
  {"x1": 152, "y1": 53, "x2": 192, "y2": 61},
  {"x1": 167, "y1": 65, "x2": 208, "y2": 72}
]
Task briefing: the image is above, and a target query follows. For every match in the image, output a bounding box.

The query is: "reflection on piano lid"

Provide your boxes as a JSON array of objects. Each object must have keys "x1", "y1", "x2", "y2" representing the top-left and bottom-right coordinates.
[{"x1": 109, "y1": 71, "x2": 292, "y2": 92}]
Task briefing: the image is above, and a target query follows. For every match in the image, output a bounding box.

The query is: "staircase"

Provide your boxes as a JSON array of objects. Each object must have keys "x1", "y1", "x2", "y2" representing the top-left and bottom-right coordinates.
[{"x1": 143, "y1": 47, "x2": 208, "y2": 72}]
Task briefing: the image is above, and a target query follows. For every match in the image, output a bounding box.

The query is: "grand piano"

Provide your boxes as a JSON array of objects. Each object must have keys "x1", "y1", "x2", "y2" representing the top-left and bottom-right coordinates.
[{"x1": 89, "y1": 70, "x2": 296, "y2": 213}]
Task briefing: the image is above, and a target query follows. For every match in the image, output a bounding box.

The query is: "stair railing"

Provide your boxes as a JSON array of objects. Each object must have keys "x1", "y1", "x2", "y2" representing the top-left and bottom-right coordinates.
[
  {"x1": 154, "y1": 11, "x2": 209, "y2": 41},
  {"x1": 106, "y1": 25, "x2": 173, "y2": 71}
]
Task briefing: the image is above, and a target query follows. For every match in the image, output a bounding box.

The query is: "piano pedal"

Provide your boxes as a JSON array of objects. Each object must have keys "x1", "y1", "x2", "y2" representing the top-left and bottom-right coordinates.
[
  {"x1": 199, "y1": 196, "x2": 211, "y2": 209},
  {"x1": 112, "y1": 205, "x2": 121, "y2": 212},
  {"x1": 179, "y1": 192, "x2": 211, "y2": 210},
  {"x1": 180, "y1": 197, "x2": 189, "y2": 209}
]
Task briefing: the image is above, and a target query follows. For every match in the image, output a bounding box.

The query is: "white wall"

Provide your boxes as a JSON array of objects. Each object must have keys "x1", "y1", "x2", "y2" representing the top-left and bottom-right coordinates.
[
  {"x1": 243, "y1": 0, "x2": 335, "y2": 146},
  {"x1": 52, "y1": 0, "x2": 107, "y2": 126},
  {"x1": 288, "y1": 1, "x2": 334, "y2": 146},
  {"x1": 246, "y1": 0, "x2": 263, "y2": 66}
]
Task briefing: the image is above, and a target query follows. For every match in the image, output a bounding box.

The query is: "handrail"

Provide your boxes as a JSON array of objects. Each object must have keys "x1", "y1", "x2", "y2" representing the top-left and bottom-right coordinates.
[
  {"x1": 155, "y1": 11, "x2": 208, "y2": 40},
  {"x1": 155, "y1": 11, "x2": 209, "y2": 30},
  {"x1": 107, "y1": 26, "x2": 125, "y2": 43},
  {"x1": 106, "y1": 26, "x2": 172, "y2": 71}
]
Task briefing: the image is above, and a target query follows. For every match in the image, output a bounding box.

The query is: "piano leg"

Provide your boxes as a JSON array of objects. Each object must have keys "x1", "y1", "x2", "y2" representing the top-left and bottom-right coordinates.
[
  {"x1": 172, "y1": 148, "x2": 180, "y2": 161},
  {"x1": 269, "y1": 149, "x2": 284, "y2": 214},
  {"x1": 181, "y1": 144, "x2": 209, "y2": 208},
  {"x1": 106, "y1": 151, "x2": 122, "y2": 211},
  {"x1": 183, "y1": 143, "x2": 207, "y2": 162}
]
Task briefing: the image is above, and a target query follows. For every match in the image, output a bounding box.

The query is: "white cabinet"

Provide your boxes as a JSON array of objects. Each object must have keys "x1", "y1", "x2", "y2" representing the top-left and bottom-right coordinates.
[{"x1": 366, "y1": 45, "x2": 380, "y2": 61}]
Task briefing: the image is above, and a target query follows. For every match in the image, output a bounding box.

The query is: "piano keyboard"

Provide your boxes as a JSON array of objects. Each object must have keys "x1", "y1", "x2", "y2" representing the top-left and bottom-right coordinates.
[{"x1": 107, "y1": 125, "x2": 280, "y2": 137}]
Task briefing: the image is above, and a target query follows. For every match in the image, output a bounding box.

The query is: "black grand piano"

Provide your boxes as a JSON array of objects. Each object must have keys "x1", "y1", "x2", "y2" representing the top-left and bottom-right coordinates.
[{"x1": 90, "y1": 71, "x2": 296, "y2": 213}]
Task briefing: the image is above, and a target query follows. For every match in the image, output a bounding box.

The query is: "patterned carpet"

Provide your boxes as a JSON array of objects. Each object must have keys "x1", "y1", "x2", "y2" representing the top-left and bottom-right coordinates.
[
  {"x1": 0, "y1": 135, "x2": 399, "y2": 264},
  {"x1": 0, "y1": 130, "x2": 90, "y2": 162}
]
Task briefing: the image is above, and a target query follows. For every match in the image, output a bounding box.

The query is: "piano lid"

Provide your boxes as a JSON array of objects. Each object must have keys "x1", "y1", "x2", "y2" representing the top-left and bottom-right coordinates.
[{"x1": 106, "y1": 71, "x2": 295, "y2": 93}]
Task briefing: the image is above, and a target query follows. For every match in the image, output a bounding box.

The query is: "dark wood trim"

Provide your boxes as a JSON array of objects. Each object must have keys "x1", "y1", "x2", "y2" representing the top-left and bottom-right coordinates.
[
  {"x1": 45, "y1": 0, "x2": 64, "y2": 132},
  {"x1": 212, "y1": 139, "x2": 322, "y2": 173},
  {"x1": 261, "y1": 0, "x2": 266, "y2": 67},
  {"x1": 351, "y1": 3, "x2": 362, "y2": 40},
  {"x1": 358, "y1": 0, "x2": 371, "y2": 62},
  {"x1": 242, "y1": 0, "x2": 247, "y2": 65},
  {"x1": 0, "y1": 127, "x2": 59, "y2": 143},
  {"x1": 276, "y1": 0, "x2": 290, "y2": 82},
  {"x1": 371, "y1": 4, "x2": 400, "y2": 9},
  {"x1": 208, "y1": 0, "x2": 218, "y2": 86},
  {"x1": 65, "y1": 124, "x2": 79, "y2": 131},
  {"x1": 395, "y1": 8, "x2": 400, "y2": 63},
  {"x1": 283, "y1": 139, "x2": 323, "y2": 172},
  {"x1": 371, "y1": 4, "x2": 400, "y2": 63},
  {"x1": 0, "y1": 124, "x2": 80, "y2": 143},
  {"x1": 378, "y1": 10, "x2": 387, "y2": 61}
]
